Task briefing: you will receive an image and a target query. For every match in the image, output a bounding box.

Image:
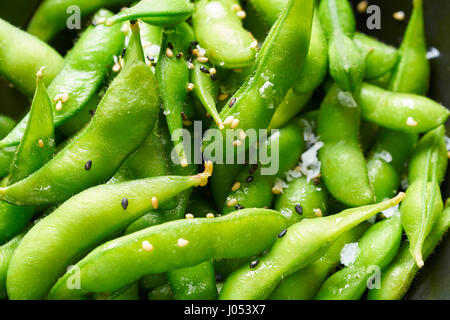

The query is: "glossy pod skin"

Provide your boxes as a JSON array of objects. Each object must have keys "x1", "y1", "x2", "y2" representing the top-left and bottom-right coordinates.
[
  {"x1": 192, "y1": 0, "x2": 257, "y2": 69},
  {"x1": 106, "y1": 0, "x2": 194, "y2": 27},
  {"x1": 353, "y1": 32, "x2": 399, "y2": 80},
  {"x1": 315, "y1": 213, "x2": 403, "y2": 300},
  {"x1": 6, "y1": 164, "x2": 212, "y2": 300},
  {"x1": 367, "y1": 128, "x2": 417, "y2": 202},
  {"x1": 389, "y1": 0, "x2": 429, "y2": 95},
  {"x1": 357, "y1": 83, "x2": 449, "y2": 134},
  {"x1": 219, "y1": 194, "x2": 404, "y2": 300},
  {"x1": 401, "y1": 125, "x2": 448, "y2": 267},
  {"x1": 0, "y1": 18, "x2": 64, "y2": 97},
  {"x1": 0, "y1": 118, "x2": 16, "y2": 179},
  {"x1": 367, "y1": 204, "x2": 450, "y2": 300},
  {"x1": 47, "y1": 209, "x2": 288, "y2": 299},
  {"x1": 204, "y1": 0, "x2": 314, "y2": 208},
  {"x1": 268, "y1": 222, "x2": 370, "y2": 300},
  {"x1": 1, "y1": 10, "x2": 126, "y2": 148},
  {"x1": 318, "y1": 84, "x2": 374, "y2": 207},
  {"x1": 0, "y1": 61, "x2": 160, "y2": 206},
  {"x1": 156, "y1": 22, "x2": 194, "y2": 166},
  {"x1": 223, "y1": 121, "x2": 305, "y2": 214},
  {"x1": 268, "y1": 90, "x2": 313, "y2": 130},
  {"x1": 318, "y1": 0, "x2": 364, "y2": 92}
]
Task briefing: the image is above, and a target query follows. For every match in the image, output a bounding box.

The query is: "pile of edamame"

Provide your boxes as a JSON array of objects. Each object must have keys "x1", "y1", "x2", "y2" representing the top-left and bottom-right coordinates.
[{"x1": 0, "y1": 0, "x2": 448, "y2": 300}]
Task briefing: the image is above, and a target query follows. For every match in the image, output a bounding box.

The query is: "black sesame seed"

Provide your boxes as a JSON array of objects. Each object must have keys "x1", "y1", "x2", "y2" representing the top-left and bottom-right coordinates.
[
  {"x1": 278, "y1": 229, "x2": 287, "y2": 238},
  {"x1": 121, "y1": 198, "x2": 129, "y2": 210},
  {"x1": 246, "y1": 176, "x2": 254, "y2": 183},
  {"x1": 229, "y1": 97, "x2": 237, "y2": 108},
  {"x1": 121, "y1": 48, "x2": 126, "y2": 58},
  {"x1": 249, "y1": 164, "x2": 258, "y2": 174},
  {"x1": 167, "y1": 42, "x2": 174, "y2": 50},
  {"x1": 210, "y1": 73, "x2": 217, "y2": 81},
  {"x1": 89, "y1": 109, "x2": 96, "y2": 116},
  {"x1": 295, "y1": 204, "x2": 303, "y2": 215},
  {"x1": 235, "y1": 204, "x2": 245, "y2": 210},
  {"x1": 250, "y1": 260, "x2": 260, "y2": 269},
  {"x1": 84, "y1": 160, "x2": 92, "y2": 171},
  {"x1": 191, "y1": 41, "x2": 199, "y2": 46},
  {"x1": 200, "y1": 65, "x2": 210, "y2": 74},
  {"x1": 181, "y1": 112, "x2": 188, "y2": 121},
  {"x1": 147, "y1": 56, "x2": 155, "y2": 62},
  {"x1": 176, "y1": 52, "x2": 183, "y2": 59},
  {"x1": 187, "y1": 57, "x2": 193, "y2": 63}
]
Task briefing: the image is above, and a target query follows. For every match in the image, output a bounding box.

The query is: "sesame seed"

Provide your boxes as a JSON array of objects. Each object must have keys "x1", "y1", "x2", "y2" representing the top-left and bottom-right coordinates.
[
  {"x1": 227, "y1": 198, "x2": 238, "y2": 207},
  {"x1": 237, "y1": 10, "x2": 246, "y2": 19},
  {"x1": 61, "y1": 93, "x2": 69, "y2": 103},
  {"x1": 55, "y1": 101, "x2": 63, "y2": 111},
  {"x1": 313, "y1": 208, "x2": 323, "y2": 217},
  {"x1": 176, "y1": 52, "x2": 183, "y2": 59},
  {"x1": 166, "y1": 48, "x2": 174, "y2": 58},
  {"x1": 249, "y1": 164, "x2": 258, "y2": 174},
  {"x1": 206, "y1": 213, "x2": 215, "y2": 218},
  {"x1": 229, "y1": 97, "x2": 237, "y2": 108},
  {"x1": 210, "y1": 73, "x2": 217, "y2": 81},
  {"x1": 231, "y1": 118, "x2": 240, "y2": 129},
  {"x1": 295, "y1": 205, "x2": 303, "y2": 215},
  {"x1": 185, "y1": 213, "x2": 194, "y2": 219},
  {"x1": 197, "y1": 56, "x2": 209, "y2": 63},
  {"x1": 393, "y1": 11, "x2": 405, "y2": 21},
  {"x1": 177, "y1": 238, "x2": 189, "y2": 247},
  {"x1": 97, "y1": 17, "x2": 106, "y2": 24},
  {"x1": 250, "y1": 260, "x2": 259, "y2": 269},
  {"x1": 272, "y1": 186, "x2": 283, "y2": 195},
  {"x1": 191, "y1": 41, "x2": 199, "y2": 46},
  {"x1": 152, "y1": 196, "x2": 158, "y2": 210},
  {"x1": 209, "y1": 67, "x2": 217, "y2": 75},
  {"x1": 250, "y1": 40, "x2": 258, "y2": 49},
  {"x1": 232, "y1": 4, "x2": 242, "y2": 12},
  {"x1": 84, "y1": 160, "x2": 92, "y2": 171},
  {"x1": 121, "y1": 198, "x2": 128, "y2": 210},
  {"x1": 192, "y1": 48, "x2": 199, "y2": 56},
  {"x1": 224, "y1": 115, "x2": 234, "y2": 125},
  {"x1": 448, "y1": 151, "x2": 450, "y2": 159},
  {"x1": 406, "y1": 116, "x2": 418, "y2": 127},
  {"x1": 235, "y1": 204, "x2": 244, "y2": 210},
  {"x1": 278, "y1": 229, "x2": 287, "y2": 238},
  {"x1": 112, "y1": 63, "x2": 121, "y2": 72},
  {"x1": 53, "y1": 93, "x2": 62, "y2": 102},
  {"x1": 38, "y1": 139, "x2": 44, "y2": 148},
  {"x1": 231, "y1": 182, "x2": 241, "y2": 192},
  {"x1": 142, "y1": 241, "x2": 153, "y2": 252},
  {"x1": 187, "y1": 83, "x2": 195, "y2": 92},
  {"x1": 357, "y1": 1, "x2": 368, "y2": 13},
  {"x1": 188, "y1": 62, "x2": 194, "y2": 69},
  {"x1": 245, "y1": 176, "x2": 254, "y2": 183},
  {"x1": 121, "y1": 23, "x2": 129, "y2": 34},
  {"x1": 218, "y1": 93, "x2": 229, "y2": 101},
  {"x1": 121, "y1": 48, "x2": 126, "y2": 58},
  {"x1": 200, "y1": 65, "x2": 210, "y2": 74},
  {"x1": 89, "y1": 109, "x2": 96, "y2": 116}
]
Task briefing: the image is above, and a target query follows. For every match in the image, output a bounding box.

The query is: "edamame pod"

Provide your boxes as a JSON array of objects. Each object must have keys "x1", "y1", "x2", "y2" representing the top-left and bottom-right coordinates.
[
  {"x1": 219, "y1": 193, "x2": 404, "y2": 299},
  {"x1": 354, "y1": 32, "x2": 399, "y2": 80},
  {"x1": 0, "y1": 18, "x2": 64, "y2": 97},
  {"x1": 389, "y1": 0, "x2": 429, "y2": 95},
  {"x1": 192, "y1": 0, "x2": 257, "y2": 69},
  {"x1": 318, "y1": 84, "x2": 374, "y2": 207},
  {"x1": 7, "y1": 163, "x2": 212, "y2": 300},
  {"x1": 315, "y1": 213, "x2": 403, "y2": 300},
  {"x1": 357, "y1": 83, "x2": 449, "y2": 134},
  {"x1": 268, "y1": 222, "x2": 370, "y2": 300},
  {"x1": 268, "y1": 90, "x2": 313, "y2": 130},
  {"x1": 123, "y1": 21, "x2": 145, "y2": 65},
  {"x1": 106, "y1": 0, "x2": 194, "y2": 27},
  {"x1": 47, "y1": 208, "x2": 287, "y2": 299},
  {"x1": 148, "y1": 283, "x2": 175, "y2": 300},
  {"x1": 318, "y1": 0, "x2": 364, "y2": 92},
  {"x1": 0, "y1": 61, "x2": 160, "y2": 206},
  {"x1": 1, "y1": 10, "x2": 126, "y2": 148},
  {"x1": 367, "y1": 204, "x2": 450, "y2": 300},
  {"x1": 401, "y1": 125, "x2": 448, "y2": 267}
]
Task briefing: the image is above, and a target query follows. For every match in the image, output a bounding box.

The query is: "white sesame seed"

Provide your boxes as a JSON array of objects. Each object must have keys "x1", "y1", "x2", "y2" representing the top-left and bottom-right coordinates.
[
  {"x1": 61, "y1": 93, "x2": 69, "y2": 103},
  {"x1": 185, "y1": 213, "x2": 194, "y2": 219},
  {"x1": 38, "y1": 139, "x2": 44, "y2": 148},
  {"x1": 192, "y1": 48, "x2": 199, "y2": 56},
  {"x1": 177, "y1": 238, "x2": 189, "y2": 247},
  {"x1": 97, "y1": 17, "x2": 106, "y2": 24},
  {"x1": 272, "y1": 186, "x2": 283, "y2": 195},
  {"x1": 224, "y1": 116, "x2": 234, "y2": 125},
  {"x1": 406, "y1": 116, "x2": 418, "y2": 127},
  {"x1": 231, "y1": 118, "x2": 240, "y2": 129},
  {"x1": 209, "y1": 68, "x2": 217, "y2": 75},
  {"x1": 187, "y1": 83, "x2": 195, "y2": 92},
  {"x1": 357, "y1": 1, "x2": 368, "y2": 13},
  {"x1": 232, "y1": 4, "x2": 242, "y2": 12},
  {"x1": 151, "y1": 196, "x2": 158, "y2": 209},
  {"x1": 227, "y1": 198, "x2": 238, "y2": 207},
  {"x1": 166, "y1": 48, "x2": 174, "y2": 58},
  {"x1": 393, "y1": 11, "x2": 405, "y2": 21},
  {"x1": 188, "y1": 62, "x2": 194, "y2": 69},
  {"x1": 232, "y1": 182, "x2": 241, "y2": 192},
  {"x1": 53, "y1": 94, "x2": 63, "y2": 102},
  {"x1": 112, "y1": 63, "x2": 121, "y2": 72},
  {"x1": 55, "y1": 101, "x2": 63, "y2": 111},
  {"x1": 197, "y1": 56, "x2": 209, "y2": 63},
  {"x1": 206, "y1": 213, "x2": 215, "y2": 219},
  {"x1": 313, "y1": 208, "x2": 323, "y2": 217},
  {"x1": 237, "y1": 10, "x2": 246, "y2": 19},
  {"x1": 142, "y1": 241, "x2": 154, "y2": 252}
]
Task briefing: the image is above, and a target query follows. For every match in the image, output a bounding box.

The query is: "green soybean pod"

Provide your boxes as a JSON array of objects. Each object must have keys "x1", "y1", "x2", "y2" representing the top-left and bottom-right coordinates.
[
  {"x1": 168, "y1": 261, "x2": 218, "y2": 300},
  {"x1": 124, "y1": 20, "x2": 145, "y2": 65},
  {"x1": 8, "y1": 69, "x2": 55, "y2": 184},
  {"x1": 148, "y1": 283, "x2": 175, "y2": 300},
  {"x1": 139, "y1": 273, "x2": 168, "y2": 294},
  {"x1": 315, "y1": 213, "x2": 403, "y2": 300},
  {"x1": 318, "y1": 0, "x2": 364, "y2": 92},
  {"x1": 106, "y1": 0, "x2": 194, "y2": 27},
  {"x1": 367, "y1": 128, "x2": 418, "y2": 202},
  {"x1": 0, "y1": 18, "x2": 64, "y2": 98},
  {"x1": 268, "y1": 90, "x2": 313, "y2": 130},
  {"x1": 401, "y1": 125, "x2": 448, "y2": 267},
  {"x1": 0, "y1": 118, "x2": 16, "y2": 179},
  {"x1": 318, "y1": 84, "x2": 374, "y2": 207},
  {"x1": 192, "y1": 0, "x2": 257, "y2": 69},
  {"x1": 219, "y1": 194, "x2": 404, "y2": 300},
  {"x1": 357, "y1": 83, "x2": 449, "y2": 134},
  {"x1": 1, "y1": 10, "x2": 126, "y2": 148},
  {"x1": 0, "y1": 61, "x2": 159, "y2": 206},
  {"x1": 367, "y1": 204, "x2": 450, "y2": 300},
  {"x1": 353, "y1": 32, "x2": 399, "y2": 80},
  {"x1": 156, "y1": 22, "x2": 194, "y2": 167},
  {"x1": 268, "y1": 222, "x2": 370, "y2": 300},
  {"x1": 389, "y1": 0, "x2": 429, "y2": 95},
  {"x1": 47, "y1": 208, "x2": 287, "y2": 299},
  {"x1": 6, "y1": 164, "x2": 212, "y2": 300}
]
